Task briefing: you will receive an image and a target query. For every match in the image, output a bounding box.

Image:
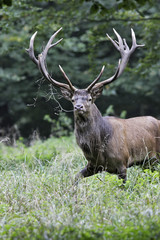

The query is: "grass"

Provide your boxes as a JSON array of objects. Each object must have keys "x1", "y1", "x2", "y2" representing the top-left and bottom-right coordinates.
[{"x1": 0, "y1": 135, "x2": 160, "y2": 239}]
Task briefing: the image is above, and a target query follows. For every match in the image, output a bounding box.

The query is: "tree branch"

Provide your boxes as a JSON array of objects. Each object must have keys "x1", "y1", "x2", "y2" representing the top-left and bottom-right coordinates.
[{"x1": 89, "y1": 17, "x2": 160, "y2": 23}]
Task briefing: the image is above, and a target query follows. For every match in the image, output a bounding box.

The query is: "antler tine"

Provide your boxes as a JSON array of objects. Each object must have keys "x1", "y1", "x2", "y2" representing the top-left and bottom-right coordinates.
[
  {"x1": 49, "y1": 38, "x2": 63, "y2": 50},
  {"x1": 106, "y1": 33, "x2": 119, "y2": 50},
  {"x1": 86, "y1": 66, "x2": 105, "y2": 91},
  {"x1": 131, "y1": 28, "x2": 145, "y2": 53},
  {"x1": 123, "y1": 38, "x2": 129, "y2": 51},
  {"x1": 93, "y1": 59, "x2": 120, "y2": 89},
  {"x1": 113, "y1": 28, "x2": 124, "y2": 50},
  {"x1": 59, "y1": 65, "x2": 76, "y2": 91},
  {"x1": 26, "y1": 31, "x2": 39, "y2": 65},
  {"x1": 42, "y1": 27, "x2": 62, "y2": 60}
]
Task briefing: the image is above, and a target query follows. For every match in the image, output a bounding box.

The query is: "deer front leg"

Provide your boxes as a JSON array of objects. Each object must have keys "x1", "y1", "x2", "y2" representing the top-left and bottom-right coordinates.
[
  {"x1": 74, "y1": 164, "x2": 96, "y2": 185},
  {"x1": 117, "y1": 166, "x2": 127, "y2": 183}
]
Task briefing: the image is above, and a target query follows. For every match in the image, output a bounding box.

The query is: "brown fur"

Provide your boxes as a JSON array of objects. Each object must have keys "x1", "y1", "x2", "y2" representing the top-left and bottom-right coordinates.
[{"x1": 70, "y1": 90, "x2": 160, "y2": 183}]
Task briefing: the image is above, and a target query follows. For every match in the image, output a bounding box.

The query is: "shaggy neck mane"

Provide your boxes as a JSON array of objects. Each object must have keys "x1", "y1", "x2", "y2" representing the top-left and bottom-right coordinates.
[
  {"x1": 74, "y1": 103, "x2": 112, "y2": 156},
  {"x1": 74, "y1": 104, "x2": 102, "y2": 130}
]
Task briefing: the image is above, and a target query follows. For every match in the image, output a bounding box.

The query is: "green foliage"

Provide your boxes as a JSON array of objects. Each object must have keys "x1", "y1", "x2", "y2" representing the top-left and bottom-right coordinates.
[
  {"x1": 0, "y1": 136, "x2": 160, "y2": 239},
  {"x1": 0, "y1": 0, "x2": 160, "y2": 137},
  {"x1": 120, "y1": 110, "x2": 127, "y2": 119},
  {"x1": 44, "y1": 112, "x2": 73, "y2": 137},
  {"x1": 104, "y1": 105, "x2": 127, "y2": 118},
  {"x1": 105, "y1": 104, "x2": 115, "y2": 116},
  {"x1": 0, "y1": 0, "x2": 12, "y2": 8},
  {"x1": 0, "y1": 137, "x2": 58, "y2": 169}
]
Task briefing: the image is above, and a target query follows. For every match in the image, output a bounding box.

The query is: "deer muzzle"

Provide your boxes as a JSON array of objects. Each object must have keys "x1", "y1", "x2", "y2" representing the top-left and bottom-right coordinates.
[{"x1": 74, "y1": 104, "x2": 84, "y2": 111}]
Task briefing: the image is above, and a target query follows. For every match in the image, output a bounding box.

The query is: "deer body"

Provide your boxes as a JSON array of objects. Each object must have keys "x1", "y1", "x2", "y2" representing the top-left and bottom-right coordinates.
[
  {"x1": 73, "y1": 90, "x2": 160, "y2": 181},
  {"x1": 27, "y1": 27, "x2": 160, "y2": 183}
]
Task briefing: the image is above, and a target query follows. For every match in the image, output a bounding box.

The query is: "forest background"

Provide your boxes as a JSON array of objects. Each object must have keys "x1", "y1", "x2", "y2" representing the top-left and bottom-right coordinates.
[
  {"x1": 0, "y1": 1, "x2": 160, "y2": 239},
  {"x1": 0, "y1": 0, "x2": 160, "y2": 140}
]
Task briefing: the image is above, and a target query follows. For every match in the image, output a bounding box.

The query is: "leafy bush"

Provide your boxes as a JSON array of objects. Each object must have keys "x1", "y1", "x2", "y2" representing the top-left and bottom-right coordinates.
[{"x1": 44, "y1": 112, "x2": 73, "y2": 137}]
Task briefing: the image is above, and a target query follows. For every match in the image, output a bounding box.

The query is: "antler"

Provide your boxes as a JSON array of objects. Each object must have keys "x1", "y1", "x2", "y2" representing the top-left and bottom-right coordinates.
[
  {"x1": 86, "y1": 65, "x2": 105, "y2": 91},
  {"x1": 27, "y1": 28, "x2": 144, "y2": 93},
  {"x1": 87, "y1": 28, "x2": 144, "y2": 90},
  {"x1": 26, "y1": 28, "x2": 76, "y2": 92}
]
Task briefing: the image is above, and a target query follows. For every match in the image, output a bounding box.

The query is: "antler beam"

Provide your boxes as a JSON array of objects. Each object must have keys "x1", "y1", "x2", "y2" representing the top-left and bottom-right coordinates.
[
  {"x1": 26, "y1": 28, "x2": 76, "y2": 92},
  {"x1": 86, "y1": 28, "x2": 144, "y2": 90}
]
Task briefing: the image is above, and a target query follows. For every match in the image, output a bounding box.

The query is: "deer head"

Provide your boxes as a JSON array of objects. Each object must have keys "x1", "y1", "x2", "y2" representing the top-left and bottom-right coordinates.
[{"x1": 26, "y1": 28, "x2": 144, "y2": 117}]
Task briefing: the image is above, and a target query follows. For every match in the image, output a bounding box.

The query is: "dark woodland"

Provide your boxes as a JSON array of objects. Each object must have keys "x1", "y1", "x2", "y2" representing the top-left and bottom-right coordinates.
[{"x1": 0, "y1": 0, "x2": 159, "y2": 139}]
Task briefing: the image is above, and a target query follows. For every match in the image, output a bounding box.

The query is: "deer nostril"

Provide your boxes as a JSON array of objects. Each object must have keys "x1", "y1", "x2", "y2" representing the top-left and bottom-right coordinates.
[{"x1": 75, "y1": 104, "x2": 84, "y2": 110}]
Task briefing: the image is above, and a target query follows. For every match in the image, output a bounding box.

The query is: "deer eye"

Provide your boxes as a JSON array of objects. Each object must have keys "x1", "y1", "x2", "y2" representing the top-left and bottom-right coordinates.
[
  {"x1": 72, "y1": 99, "x2": 75, "y2": 103},
  {"x1": 89, "y1": 98, "x2": 92, "y2": 102}
]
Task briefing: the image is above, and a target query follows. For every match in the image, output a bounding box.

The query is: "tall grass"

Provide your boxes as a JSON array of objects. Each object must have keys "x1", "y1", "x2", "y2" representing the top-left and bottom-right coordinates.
[{"x1": 0, "y1": 136, "x2": 160, "y2": 239}]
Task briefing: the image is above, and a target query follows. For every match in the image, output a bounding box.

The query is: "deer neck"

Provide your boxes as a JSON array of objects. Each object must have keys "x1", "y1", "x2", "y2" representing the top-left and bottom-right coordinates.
[
  {"x1": 74, "y1": 103, "x2": 102, "y2": 131},
  {"x1": 74, "y1": 103, "x2": 112, "y2": 141},
  {"x1": 74, "y1": 103, "x2": 112, "y2": 159}
]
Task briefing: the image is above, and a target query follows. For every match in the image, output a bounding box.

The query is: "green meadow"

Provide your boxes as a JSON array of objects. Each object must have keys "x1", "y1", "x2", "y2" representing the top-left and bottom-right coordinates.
[{"x1": 0, "y1": 136, "x2": 160, "y2": 239}]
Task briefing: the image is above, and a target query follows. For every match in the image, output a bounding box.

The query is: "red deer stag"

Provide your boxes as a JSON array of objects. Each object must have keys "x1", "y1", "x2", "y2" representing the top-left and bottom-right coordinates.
[{"x1": 26, "y1": 28, "x2": 160, "y2": 183}]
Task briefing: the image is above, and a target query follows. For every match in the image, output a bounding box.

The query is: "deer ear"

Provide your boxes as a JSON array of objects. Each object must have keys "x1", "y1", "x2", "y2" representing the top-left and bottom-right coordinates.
[
  {"x1": 60, "y1": 87, "x2": 73, "y2": 101},
  {"x1": 90, "y1": 85, "x2": 103, "y2": 101}
]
